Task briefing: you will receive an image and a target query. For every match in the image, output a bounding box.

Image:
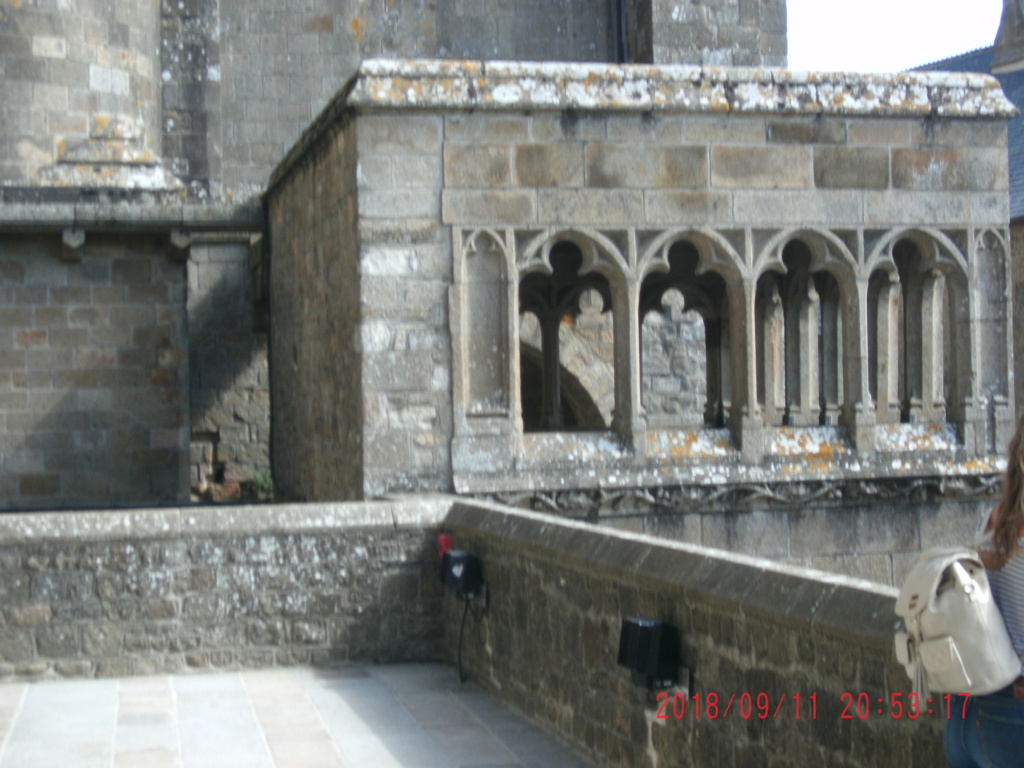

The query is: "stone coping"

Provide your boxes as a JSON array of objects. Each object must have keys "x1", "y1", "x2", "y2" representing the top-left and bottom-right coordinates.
[
  {"x1": 267, "y1": 54, "x2": 1017, "y2": 204},
  {"x1": 0, "y1": 495, "x2": 455, "y2": 543},
  {"x1": 444, "y1": 498, "x2": 900, "y2": 647},
  {"x1": 349, "y1": 59, "x2": 1019, "y2": 119}
]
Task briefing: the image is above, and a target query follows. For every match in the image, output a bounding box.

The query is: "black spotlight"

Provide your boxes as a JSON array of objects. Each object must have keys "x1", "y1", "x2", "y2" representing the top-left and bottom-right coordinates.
[
  {"x1": 617, "y1": 617, "x2": 680, "y2": 690},
  {"x1": 440, "y1": 550, "x2": 483, "y2": 600}
]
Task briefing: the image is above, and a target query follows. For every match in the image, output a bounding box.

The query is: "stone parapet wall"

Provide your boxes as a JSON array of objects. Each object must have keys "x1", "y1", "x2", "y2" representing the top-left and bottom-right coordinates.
[
  {"x1": 442, "y1": 500, "x2": 944, "y2": 768},
  {"x1": 0, "y1": 498, "x2": 449, "y2": 680}
]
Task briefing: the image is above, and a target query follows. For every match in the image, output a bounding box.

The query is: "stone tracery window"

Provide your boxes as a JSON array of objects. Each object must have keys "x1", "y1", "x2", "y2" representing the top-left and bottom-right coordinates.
[
  {"x1": 866, "y1": 233, "x2": 974, "y2": 427},
  {"x1": 452, "y1": 224, "x2": 1002, "y2": 470},
  {"x1": 639, "y1": 240, "x2": 729, "y2": 428},
  {"x1": 518, "y1": 241, "x2": 614, "y2": 432},
  {"x1": 755, "y1": 239, "x2": 844, "y2": 428}
]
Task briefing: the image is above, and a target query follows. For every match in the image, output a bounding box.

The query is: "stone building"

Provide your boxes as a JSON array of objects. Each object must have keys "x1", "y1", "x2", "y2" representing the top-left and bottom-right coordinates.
[
  {"x1": 0, "y1": 0, "x2": 1018, "y2": 581},
  {"x1": 268, "y1": 62, "x2": 1015, "y2": 552},
  {"x1": 0, "y1": 0, "x2": 785, "y2": 509}
]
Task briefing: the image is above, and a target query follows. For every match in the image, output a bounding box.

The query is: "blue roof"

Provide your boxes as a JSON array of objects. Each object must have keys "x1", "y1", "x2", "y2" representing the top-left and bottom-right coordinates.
[{"x1": 916, "y1": 47, "x2": 1024, "y2": 221}]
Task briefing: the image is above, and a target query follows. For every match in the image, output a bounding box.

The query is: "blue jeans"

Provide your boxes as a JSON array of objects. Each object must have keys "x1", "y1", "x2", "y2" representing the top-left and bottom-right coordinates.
[{"x1": 945, "y1": 689, "x2": 1024, "y2": 768}]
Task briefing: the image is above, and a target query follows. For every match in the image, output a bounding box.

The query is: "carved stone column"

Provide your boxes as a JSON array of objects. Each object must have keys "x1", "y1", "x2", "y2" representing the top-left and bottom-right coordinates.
[
  {"x1": 612, "y1": 277, "x2": 646, "y2": 453},
  {"x1": 540, "y1": 309, "x2": 564, "y2": 430},
  {"x1": 786, "y1": 281, "x2": 820, "y2": 426},
  {"x1": 918, "y1": 270, "x2": 946, "y2": 423},
  {"x1": 842, "y1": 277, "x2": 876, "y2": 453},
  {"x1": 732, "y1": 278, "x2": 764, "y2": 462},
  {"x1": 874, "y1": 280, "x2": 901, "y2": 425},
  {"x1": 762, "y1": 282, "x2": 785, "y2": 427}
]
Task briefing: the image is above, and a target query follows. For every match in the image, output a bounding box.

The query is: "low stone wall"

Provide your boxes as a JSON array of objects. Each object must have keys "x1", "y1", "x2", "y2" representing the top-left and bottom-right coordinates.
[
  {"x1": 443, "y1": 501, "x2": 943, "y2": 768},
  {"x1": 0, "y1": 498, "x2": 449, "y2": 679}
]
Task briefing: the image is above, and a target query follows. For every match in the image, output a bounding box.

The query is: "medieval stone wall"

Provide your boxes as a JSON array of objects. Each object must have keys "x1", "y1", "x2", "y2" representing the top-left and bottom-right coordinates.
[
  {"x1": 187, "y1": 237, "x2": 269, "y2": 497},
  {"x1": 0, "y1": 0, "x2": 166, "y2": 189},
  {"x1": 442, "y1": 500, "x2": 943, "y2": 768},
  {"x1": 644, "y1": 0, "x2": 787, "y2": 66},
  {"x1": 0, "y1": 493, "x2": 952, "y2": 768},
  {"x1": 601, "y1": 496, "x2": 988, "y2": 586},
  {"x1": 0, "y1": 498, "x2": 447, "y2": 679},
  {"x1": 163, "y1": 0, "x2": 618, "y2": 203},
  {"x1": 0, "y1": 232, "x2": 189, "y2": 510}
]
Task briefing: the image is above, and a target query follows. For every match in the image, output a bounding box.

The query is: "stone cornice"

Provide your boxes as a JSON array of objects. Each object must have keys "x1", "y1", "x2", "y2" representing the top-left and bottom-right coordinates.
[{"x1": 349, "y1": 58, "x2": 1020, "y2": 119}]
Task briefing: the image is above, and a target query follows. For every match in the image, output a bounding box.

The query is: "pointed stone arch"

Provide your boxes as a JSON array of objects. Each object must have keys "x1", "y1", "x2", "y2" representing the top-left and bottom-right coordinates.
[
  {"x1": 865, "y1": 227, "x2": 971, "y2": 428},
  {"x1": 974, "y1": 227, "x2": 1014, "y2": 452},
  {"x1": 638, "y1": 229, "x2": 744, "y2": 429},
  {"x1": 453, "y1": 228, "x2": 515, "y2": 421},
  {"x1": 752, "y1": 229, "x2": 857, "y2": 429},
  {"x1": 515, "y1": 230, "x2": 631, "y2": 435},
  {"x1": 518, "y1": 227, "x2": 629, "y2": 283}
]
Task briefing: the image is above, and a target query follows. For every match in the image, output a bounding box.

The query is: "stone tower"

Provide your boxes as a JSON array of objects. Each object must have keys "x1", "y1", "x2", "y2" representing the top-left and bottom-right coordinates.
[{"x1": 0, "y1": 0, "x2": 176, "y2": 191}]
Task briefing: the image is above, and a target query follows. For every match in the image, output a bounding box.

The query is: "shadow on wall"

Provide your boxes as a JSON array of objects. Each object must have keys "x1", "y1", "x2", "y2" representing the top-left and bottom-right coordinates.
[
  {"x1": 0, "y1": 233, "x2": 190, "y2": 510},
  {"x1": 186, "y1": 237, "x2": 270, "y2": 501},
  {"x1": 0, "y1": 231, "x2": 270, "y2": 511}
]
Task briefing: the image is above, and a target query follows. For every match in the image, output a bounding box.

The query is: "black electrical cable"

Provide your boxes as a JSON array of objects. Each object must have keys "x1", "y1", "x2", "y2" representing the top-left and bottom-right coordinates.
[{"x1": 457, "y1": 596, "x2": 471, "y2": 683}]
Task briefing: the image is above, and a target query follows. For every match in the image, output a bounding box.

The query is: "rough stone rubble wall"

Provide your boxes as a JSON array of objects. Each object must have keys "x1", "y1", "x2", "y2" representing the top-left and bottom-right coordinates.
[
  {"x1": 0, "y1": 494, "x2": 948, "y2": 768},
  {"x1": 0, "y1": 233, "x2": 189, "y2": 510},
  {"x1": 443, "y1": 501, "x2": 943, "y2": 768},
  {"x1": 0, "y1": 499, "x2": 447, "y2": 680}
]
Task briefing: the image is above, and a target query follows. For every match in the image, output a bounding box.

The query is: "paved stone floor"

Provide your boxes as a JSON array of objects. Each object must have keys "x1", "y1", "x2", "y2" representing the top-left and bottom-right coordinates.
[{"x1": 0, "y1": 663, "x2": 599, "y2": 768}]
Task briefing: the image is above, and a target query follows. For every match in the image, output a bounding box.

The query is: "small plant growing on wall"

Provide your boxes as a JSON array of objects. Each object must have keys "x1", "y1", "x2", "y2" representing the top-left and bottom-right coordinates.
[{"x1": 251, "y1": 470, "x2": 274, "y2": 501}]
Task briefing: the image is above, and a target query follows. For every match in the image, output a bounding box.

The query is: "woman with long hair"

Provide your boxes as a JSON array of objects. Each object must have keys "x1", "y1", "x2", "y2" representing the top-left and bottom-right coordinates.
[{"x1": 945, "y1": 414, "x2": 1024, "y2": 767}]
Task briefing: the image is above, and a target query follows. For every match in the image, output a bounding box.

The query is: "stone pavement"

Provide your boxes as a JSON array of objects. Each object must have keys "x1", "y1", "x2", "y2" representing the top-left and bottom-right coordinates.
[{"x1": 0, "y1": 663, "x2": 599, "y2": 768}]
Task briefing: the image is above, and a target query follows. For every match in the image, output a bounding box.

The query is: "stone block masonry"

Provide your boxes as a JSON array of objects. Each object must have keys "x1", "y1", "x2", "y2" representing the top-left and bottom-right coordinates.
[
  {"x1": 0, "y1": 495, "x2": 947, "y2": 768},
  {"x1": 268, "y1": 59, "x2": 1016, "y2": 504},
  {"x1": 0, "y1": 232, "x2": 189, "y2": 510},
  {"x1": 0, "y1": 498, "x2": 449, "y2": 679},
  {"x1": 443, "y1": 500, "x2": 944, "y2": 768}
]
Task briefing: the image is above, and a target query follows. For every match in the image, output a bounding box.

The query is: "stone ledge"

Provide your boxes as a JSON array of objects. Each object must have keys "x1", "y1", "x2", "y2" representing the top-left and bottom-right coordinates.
[
  {"x1": 0, "y1": 201, "x2": 262, "y2": 231},
  {"x1": 0, "y1": 496, "x2": 456, "y2": 543}
]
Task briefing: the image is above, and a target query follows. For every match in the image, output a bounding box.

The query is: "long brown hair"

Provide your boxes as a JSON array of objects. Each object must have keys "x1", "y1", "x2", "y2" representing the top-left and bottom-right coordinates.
[{"x1": 992, "y1": 412, "x2": 1024, "y2": 559}]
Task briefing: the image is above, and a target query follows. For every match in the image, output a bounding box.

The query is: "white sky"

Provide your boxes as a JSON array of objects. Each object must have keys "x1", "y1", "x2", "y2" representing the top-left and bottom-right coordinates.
[{"x1": 787, "y1": 0, "x2": 1004, "y2": 72}]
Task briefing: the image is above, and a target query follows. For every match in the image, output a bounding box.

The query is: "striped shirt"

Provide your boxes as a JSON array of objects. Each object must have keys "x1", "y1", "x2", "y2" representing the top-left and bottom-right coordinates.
[{"x1": 987, "y1": 545, "x2": 1024, "y2": 675}]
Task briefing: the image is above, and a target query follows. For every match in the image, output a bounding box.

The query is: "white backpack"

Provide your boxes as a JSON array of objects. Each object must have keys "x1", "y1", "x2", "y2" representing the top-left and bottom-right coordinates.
[{"x1": 894, "y1": 547, "x2": 1021, "y2": 697}]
